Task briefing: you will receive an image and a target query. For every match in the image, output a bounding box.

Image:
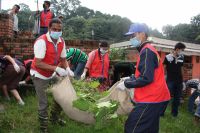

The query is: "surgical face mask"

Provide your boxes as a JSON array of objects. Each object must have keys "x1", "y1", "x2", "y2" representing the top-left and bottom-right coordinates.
[
  {"x1": 50, "y1": 31, "x2": 62, "y2": 40},
  {"x1": 178, "y1": 50, "x2": 184, "y2": 56},
  {"x1": 176, "y1": 49, "x2": 184, "y2": 55},
  {"x1": 100, "y1": 48, "x2": 108, "y2": 54},
  {"x1": 130, "y1": 37, "x2": 141, "y2": 47}
]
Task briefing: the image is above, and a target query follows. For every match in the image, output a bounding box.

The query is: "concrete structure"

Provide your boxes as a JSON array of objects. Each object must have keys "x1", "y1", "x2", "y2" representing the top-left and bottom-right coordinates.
[{"x1": 111, "y1": 37, "x2": 200, "y2": 80}]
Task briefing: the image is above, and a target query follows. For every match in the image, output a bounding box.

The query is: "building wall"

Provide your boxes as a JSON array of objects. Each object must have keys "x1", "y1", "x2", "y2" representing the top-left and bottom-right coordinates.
[
  {"x1": 192, "y1": 56, "x2": 200, "y2": 79},
  {"x1": 126, "y1": 50, "x2": 198, "y2": 80}
]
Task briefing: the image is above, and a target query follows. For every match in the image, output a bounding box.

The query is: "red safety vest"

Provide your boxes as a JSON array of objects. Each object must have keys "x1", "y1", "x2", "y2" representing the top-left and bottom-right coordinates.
[
  {"x1": 89, "y1": 50, "x2": 109, "y2": 79},
  {"x1": 40, "y1": 10, "x2": 53, "y2": 27},
  {"x1": 31, "y1": 34, "x2": 64, "y2": 77},
  {"x1": 134, "y1": 44, "x2": 170, "y2": 103}
]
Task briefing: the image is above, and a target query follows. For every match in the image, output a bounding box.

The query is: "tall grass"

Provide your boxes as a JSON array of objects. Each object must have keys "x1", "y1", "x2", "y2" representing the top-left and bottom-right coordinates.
[{"x1": 0, "y1": 93, "x2": 200, "y2": 133}]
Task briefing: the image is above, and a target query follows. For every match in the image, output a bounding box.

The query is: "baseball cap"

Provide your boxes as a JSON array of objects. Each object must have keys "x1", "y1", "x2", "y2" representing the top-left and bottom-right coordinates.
[{"x1": 125, "y1": 23, "x2": 149, "y2": 36}]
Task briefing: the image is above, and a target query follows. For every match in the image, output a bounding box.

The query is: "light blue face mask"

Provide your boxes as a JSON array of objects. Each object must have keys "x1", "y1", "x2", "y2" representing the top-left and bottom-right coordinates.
[
  {"x1": 130, "y1": 37, "x2": 141, "y2": 47},
  {"x1": 50, "y1": 31, "x2": 62, "y2": 39}
]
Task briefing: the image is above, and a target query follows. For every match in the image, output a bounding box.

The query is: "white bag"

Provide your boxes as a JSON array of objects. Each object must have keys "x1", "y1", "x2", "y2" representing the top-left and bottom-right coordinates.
[{"x1": 51, "y1": 77, "x2": 133, "y2": 124}]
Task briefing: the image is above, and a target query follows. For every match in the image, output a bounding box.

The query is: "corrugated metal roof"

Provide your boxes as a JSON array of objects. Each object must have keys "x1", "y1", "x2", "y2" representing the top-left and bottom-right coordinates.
[{"x1": 110, "y1": 37, "x2": 200, "y2": 56}]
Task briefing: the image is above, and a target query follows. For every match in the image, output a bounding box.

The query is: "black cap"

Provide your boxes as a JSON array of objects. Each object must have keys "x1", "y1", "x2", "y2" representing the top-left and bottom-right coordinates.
[{"x1": 99, "y1": 41, "x2": 109, "y2": 47}]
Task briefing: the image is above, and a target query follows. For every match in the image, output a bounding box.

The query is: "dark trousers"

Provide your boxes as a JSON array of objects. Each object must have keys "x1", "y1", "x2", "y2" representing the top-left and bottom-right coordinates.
[
  {"x1": 39, "y1": 27, "x2": 48, "y2": 36},
  {"x1": 71, "y1": 62, "x2": 86, "y2": 80},
  {"x1": 167, "y1": 80, "x2": 183, "y2": 116},
  {"x1": 0, "y1": 65, "x2": 25, "y2": 90},
  {"x1": 32, "y1": 76, "x2": 62, "y2": 131},
  {"x1": 188, "y1": 90, "x2": 200, "y2": 114},
  {"x1": 125, "y1": 102, "x2": 167, "y2": 133}
]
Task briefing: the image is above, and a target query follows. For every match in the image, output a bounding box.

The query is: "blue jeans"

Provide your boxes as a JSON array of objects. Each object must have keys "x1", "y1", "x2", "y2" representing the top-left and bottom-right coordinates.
[
  {"x1": 188, "y1": 90, "x2": 200, "y2": 114},
  {"x1": 71, "y1": 62, "x2": 86, "y2": 80},
  {"x1": 167, "y1": 80, "x2": 183, "y2": 116},
  {"x1": 195, "y1": 102, "x2": 200, "y2": 117}
]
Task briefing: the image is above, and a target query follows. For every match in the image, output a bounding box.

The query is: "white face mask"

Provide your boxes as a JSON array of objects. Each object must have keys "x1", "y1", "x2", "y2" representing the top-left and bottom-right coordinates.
[
  {"x1": 177, "y1": 50, "x2": 184, "y2": 56},
  {"x1": 100, "y1": 48, "x2": 108, "y2": 54}
]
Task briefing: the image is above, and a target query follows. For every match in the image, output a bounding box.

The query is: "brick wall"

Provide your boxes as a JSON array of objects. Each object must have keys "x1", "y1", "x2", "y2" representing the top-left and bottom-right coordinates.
[
  {"x1": 0, "y1": 13, "x2": 13, "y2": 38},
  {"x1": 65, "y1": 40, "x2": 99, "y2": 54},
  {"x1": 0, "y1": 37, "x2": 35, "y2": 59},
  {"x1": 0, "y1": 13, "x2": 99, "y2": 59},
  {"x1": 0, "y1": 37, "x2": 99, "y2": 60}
]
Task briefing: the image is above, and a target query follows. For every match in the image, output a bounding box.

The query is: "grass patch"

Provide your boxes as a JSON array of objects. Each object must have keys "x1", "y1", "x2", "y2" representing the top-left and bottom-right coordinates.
[{"x1": 0, "y1": 93, "x2": 200, "y2": 133}]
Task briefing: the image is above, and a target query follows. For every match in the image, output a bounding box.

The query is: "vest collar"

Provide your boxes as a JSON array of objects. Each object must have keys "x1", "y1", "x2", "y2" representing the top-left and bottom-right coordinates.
[{"x1": 137, "y1": 41, "x2": 152, "y2": 52}]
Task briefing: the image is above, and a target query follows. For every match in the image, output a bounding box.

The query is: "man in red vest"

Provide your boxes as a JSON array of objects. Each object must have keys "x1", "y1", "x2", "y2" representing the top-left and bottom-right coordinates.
[
  {"x1": 31, "y1": 18, "x2": 73, "y2": 133},
  {"x1": 117, "y1": 23, "x2": 170, "y2": 133},
  {"x1": 81, "y1": 41, "x2": 110, "y2": 91},
  {"x1": 39, "y1": 1, "x2": 55, "y2": 36}
]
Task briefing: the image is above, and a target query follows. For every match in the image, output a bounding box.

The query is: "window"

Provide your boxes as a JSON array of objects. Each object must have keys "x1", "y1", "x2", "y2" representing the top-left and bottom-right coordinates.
[{"x1": 196, "y1": 56, "x2": 200, "y2": 63}]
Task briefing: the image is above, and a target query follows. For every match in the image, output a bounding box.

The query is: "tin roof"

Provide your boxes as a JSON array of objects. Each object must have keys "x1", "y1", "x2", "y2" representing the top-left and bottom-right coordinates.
[{"x1": 111, "y1": 37, "x2": 200, "y2": 56}]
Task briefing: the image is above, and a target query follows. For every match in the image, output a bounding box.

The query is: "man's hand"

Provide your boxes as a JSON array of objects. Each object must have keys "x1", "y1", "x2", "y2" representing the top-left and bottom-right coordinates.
[
  {"x1": 55, "y1": 67, "x2": 68, "y2": 77},
  {"x1": 13, "y1": 63, "x2": 20, "y2": 73},
  {"x1": 120, "y1": 76, "x2": 130, "y2": 81},
  {"x1": 198, "y1": 83, "x2": 200, "y2": 91},
  {"x1": 81, "y1": 72, "x2": 86, "y2": 80},
  {"x1": 19, "y1": 81, "x2": 26, "y2": 85},
  {"x1": 66, "y1": 67, "x2": 74, "y2": 77},
  {"x1": 116, "y1": 81, "x2": 126, "y2": 91}
]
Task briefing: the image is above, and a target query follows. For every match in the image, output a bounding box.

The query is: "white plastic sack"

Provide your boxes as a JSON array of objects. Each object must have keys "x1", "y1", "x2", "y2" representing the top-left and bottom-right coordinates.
[
  {"x1": 51, "y1": 76, "x2": 95, "y2": 124},
  {"x1": 98, "y1": 80, "x2": 134, "y2": 115},
  {"x1": 51, "y1": 77, "x2": 133, "y2": 124}
]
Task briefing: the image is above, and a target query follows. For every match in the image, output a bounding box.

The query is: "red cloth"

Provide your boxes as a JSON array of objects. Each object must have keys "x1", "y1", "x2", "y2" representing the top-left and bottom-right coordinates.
[
  {"x1": 134, "y1": 44, "x2": 170, "y2": 103},
  {"x1": 40, "y1": 10, "x2": 54, "y2": 27},
  {"x1": 31, "y1": 34, "x2": 64, "y2": 77},
  {"x1": 88, "y1": 49, "x2": 109, "y2": 79}
]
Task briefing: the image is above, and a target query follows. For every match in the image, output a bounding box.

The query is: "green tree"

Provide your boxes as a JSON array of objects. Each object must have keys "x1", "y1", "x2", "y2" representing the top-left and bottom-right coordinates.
[
  {"x1": 149, "y1": 28, "x2": 164, "y2": 38},
  {"x1": 17, "y1": 4, "x2": 33, "y2": 31},
  {"x1": 19, "y1": 3, "x2": 31, "y2": 12},
  {"x1": 51, "y1": 0, "x2": 80, "y2": 17},
  {"x1": 63, "y1": 16, "x2": 86, "y2": 39},
  {"x1": 191, "y1": 14, "x2": 200, "y2": 43},
  {"x1": 71, "y1": 6, "x2": 95, "y2": 19}
]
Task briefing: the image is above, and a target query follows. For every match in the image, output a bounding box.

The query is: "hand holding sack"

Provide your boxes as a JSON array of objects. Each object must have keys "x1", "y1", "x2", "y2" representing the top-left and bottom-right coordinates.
[
  {"x1": 19, "y1": 80, "x2": 26, "y2": 85},
  {"x1": 198, "y1": 83, "x2": 200, "y2": 91},
  {"x1": 81, "y1": 72, "x2": 86, "y2": 80},
  {"x1": 55, "y1": 67, "x2": 68, "y2": 77},
  {"x1": 120, "y1": 76, "x2": 130, "y2": 81},
  {"x1": 66, "y1": 67, "x2": 74, "y2": 77},
  {"x1": 116, "y1": 81, "x2": 126, "y2": 91}
]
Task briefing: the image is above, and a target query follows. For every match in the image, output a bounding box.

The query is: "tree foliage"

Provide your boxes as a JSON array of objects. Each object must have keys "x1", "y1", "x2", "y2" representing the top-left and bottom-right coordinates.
[
  {"x1": 162, "y1": 13, "x2": 200, "y2": 44},
  {"x1": 50, "y1": 0, "x2": 80, "y2": 17},
  {"x1": 7, "y1": 1, "x2": 200, "y2": 44}
]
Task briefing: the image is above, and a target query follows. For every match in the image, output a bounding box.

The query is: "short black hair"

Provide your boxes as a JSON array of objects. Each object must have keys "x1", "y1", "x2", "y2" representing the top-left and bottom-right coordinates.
[
  {"x1": 99, "y1": 41, "x2": 109, "y2": 47},
  {"x1": 44, "y1": 1, "x2": 51, "y2": 6},
  {"x1": 14, "y1": 4, "x2": 20, "y2": 10},
  {"x1": 49, "y1": 18, "x2": 62, "y2": 28},
  {"x1": 174, "y1": 42, "x2": 186, "y2": 50}
]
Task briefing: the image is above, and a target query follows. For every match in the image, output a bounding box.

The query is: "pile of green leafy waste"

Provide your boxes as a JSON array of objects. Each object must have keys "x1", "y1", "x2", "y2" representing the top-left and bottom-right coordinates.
[{"x1": 72, "y1": 79, "x2": 119, "y2": 130}]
